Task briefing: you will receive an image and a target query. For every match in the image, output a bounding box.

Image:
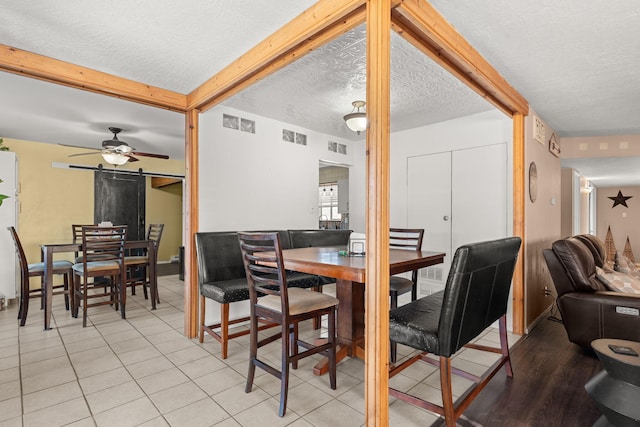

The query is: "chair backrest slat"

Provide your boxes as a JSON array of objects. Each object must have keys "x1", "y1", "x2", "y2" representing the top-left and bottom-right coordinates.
[
  {"x1": 238, "y1": 232, "x2": 288, "y2": 307},
  {"x1": 389, "y1": 228, "x2": 424, "y2": 251},
  {"x1": 81, "y1": 225, "x2": 127, "y2": 263},
  {"x1": 438, "y1": 236, "x2": 521, "y2": 356},
  {"x1": 147, "y1": 224, "x2": 164, "y2": 246}
]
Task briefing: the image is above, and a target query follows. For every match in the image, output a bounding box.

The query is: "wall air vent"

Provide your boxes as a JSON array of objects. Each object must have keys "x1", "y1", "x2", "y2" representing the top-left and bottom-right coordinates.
[{"x1": 223, "y1": 113, "x2": 255, "y2": 133}]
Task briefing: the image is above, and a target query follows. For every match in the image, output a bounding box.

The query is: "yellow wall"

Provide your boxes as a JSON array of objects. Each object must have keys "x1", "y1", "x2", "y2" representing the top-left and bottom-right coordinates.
[
  {"x1": 5, "y1": 137, "x2": 184, "y2": 264},
  {"x1": 146, "y1": 180, "x2": 183, "y2": 261}
]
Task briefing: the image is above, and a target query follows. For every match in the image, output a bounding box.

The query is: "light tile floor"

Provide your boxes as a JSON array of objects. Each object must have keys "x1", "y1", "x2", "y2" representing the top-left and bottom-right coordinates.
[{"x1": 0, "y1": 275, "x2": 520, "y2": 427}]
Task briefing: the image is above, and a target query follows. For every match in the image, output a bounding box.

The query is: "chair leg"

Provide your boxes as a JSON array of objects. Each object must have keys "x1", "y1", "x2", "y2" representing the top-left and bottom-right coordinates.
[
  {"x1": 220, "y1": 303, "x2": 229, "y2": 359},
  {"x1": 19, "y1": 294, "x2": 28, "y2": 326},
  {"x1": 72, "y1": 274, "x2": 79, "y2": 318},
  {"x1": 411, "y1": 282, "x2": 417, "y2": 302},
  {"x1": 499, "y1": 315, "x2": 513, "y2": 378},
  {"x1": 142, "y1": 266, "x2": 149, "y2": 300},
  {"x1": 279, "y1": 322, "x2": 291, "y2": 417},
  {"x1": 40, "y1": 277, "x2": 45, "y2": 310},
  {"x1": 328, "y1": 308, "x2": 337, "y2": 390},
  {"x1": 118, "y1": 273, "x2": 126, "y2": 319},
  {"x1": 82, "y1": 277, "x2": 89, "y2": 327},
  {"x1": 291, "y1": 323, "x2": 298, "y2": 370},
  {"x1": 312, "y1": 286, "x2": 322, "y2": 330},
  {"x1": 245, "y1": 309, "x2": 259, "y2": 394},
  {"x1": 17, "y1": 295, "x2": 23, "y2": 322},
  {"x1": 439, "y1": 356, "x2": 456, "y2": 427},
  {"x1": 63, "y1": 273, "x2": 70, "y2": 311},
  {"x1": 198, "y1": 295, "x2": 206, "y2": 343}
]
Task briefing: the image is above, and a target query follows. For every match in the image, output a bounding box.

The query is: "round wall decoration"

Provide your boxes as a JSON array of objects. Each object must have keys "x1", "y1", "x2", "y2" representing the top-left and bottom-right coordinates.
[{"x1": 529, "y1": 161, "x2": 538, "y2": 203}]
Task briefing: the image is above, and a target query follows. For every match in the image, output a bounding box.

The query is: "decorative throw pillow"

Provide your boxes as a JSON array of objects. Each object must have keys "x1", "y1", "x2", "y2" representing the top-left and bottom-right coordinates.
[
  {"x1": 596, "y1": 267, "x2": 640, "y2": 294},
  {"x1": 624, "y1": 256, "x2": 640, "y2": 279}
]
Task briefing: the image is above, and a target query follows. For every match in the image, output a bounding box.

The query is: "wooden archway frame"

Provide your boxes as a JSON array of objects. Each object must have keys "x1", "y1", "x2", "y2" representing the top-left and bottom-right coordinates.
[{"x1": 0, "y1": 1, "x2": 528, "y2": 424}]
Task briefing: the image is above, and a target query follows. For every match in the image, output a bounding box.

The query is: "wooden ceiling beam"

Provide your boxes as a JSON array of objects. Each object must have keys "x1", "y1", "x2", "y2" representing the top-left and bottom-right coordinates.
[
  {"x1": 187, "y1": 0, "x2": 367, "y2": 112},
  {"x1": 391, "y1": 0, "x2": 528, "y2": 116},
  {"x1": 0, "y1": 44, "x2": 187, "y2": 112}
]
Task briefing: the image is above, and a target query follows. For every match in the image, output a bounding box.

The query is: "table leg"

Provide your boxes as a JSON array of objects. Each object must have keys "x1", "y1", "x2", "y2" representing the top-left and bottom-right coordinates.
[
  {"x1": 43, "y1": 247, "x2": 53, "y2": 330},
  {"x1": 313, "y1": 279, "x2": 365, "y2": 375}
]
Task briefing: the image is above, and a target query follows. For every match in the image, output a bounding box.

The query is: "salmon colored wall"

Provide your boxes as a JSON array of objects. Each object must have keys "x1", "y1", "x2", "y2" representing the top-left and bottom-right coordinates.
[
  {"x1": 524, "y1": 110, "x2": 562, "y2": 330},
  {"x1": 5, "y1": 138, "x2": 183, "y2": 265}
]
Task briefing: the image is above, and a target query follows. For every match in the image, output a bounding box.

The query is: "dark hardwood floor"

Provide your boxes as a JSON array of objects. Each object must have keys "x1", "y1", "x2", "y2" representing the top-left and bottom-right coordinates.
[{"x1": 457, "y1": 316, "x2": 603, "y2": 426}]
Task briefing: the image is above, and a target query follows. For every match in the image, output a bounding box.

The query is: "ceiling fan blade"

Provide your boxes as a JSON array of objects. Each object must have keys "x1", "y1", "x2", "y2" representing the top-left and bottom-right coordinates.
[
  {"x1": 59, "y1": 143, "x2": 101, "y2": 151},
  {"x1": 68, "y1": 152, "x2": 100, "y2": 158},
  {"x1": 132, "y1": 151, "x2": 170, "y2": 159},
  {"x1": 126, "y1": 155, "x2": 140, "y2": 162}
]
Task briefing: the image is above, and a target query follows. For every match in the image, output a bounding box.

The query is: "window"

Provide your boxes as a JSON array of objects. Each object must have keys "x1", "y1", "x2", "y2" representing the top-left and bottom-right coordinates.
[{"x1": 319, "y1": 183, "x2": 341, "y2": 220}]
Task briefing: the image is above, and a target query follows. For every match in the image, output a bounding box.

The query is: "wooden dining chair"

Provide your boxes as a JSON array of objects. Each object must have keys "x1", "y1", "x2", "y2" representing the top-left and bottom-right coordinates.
[
  {"x1": 8, "y1": 227, "x2": 74, "y2": 326},
  {"x1": 71, "y1": 224, "x2": 98, "y2": 262},
  {"x1": 238, "y1": 232, "x2": 338, "y2": 417},
  {"x1": 125, "y1": 223, "x2": 163, "y2": 302},
  {"x1": 72, "y1": 225, "x2": 127, "y2": 327},
  {"x1": 388, "y1": 237, "x2": 521, "y2": 427},
  {"x1": 389, "y1": 227, "x2": 424, "y2": 362}
]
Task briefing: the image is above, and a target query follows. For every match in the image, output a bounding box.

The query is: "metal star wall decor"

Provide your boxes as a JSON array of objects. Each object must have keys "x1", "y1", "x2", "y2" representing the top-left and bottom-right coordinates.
[{"x1": 608, "y1": 190, "x2": 632, "y2": 208}]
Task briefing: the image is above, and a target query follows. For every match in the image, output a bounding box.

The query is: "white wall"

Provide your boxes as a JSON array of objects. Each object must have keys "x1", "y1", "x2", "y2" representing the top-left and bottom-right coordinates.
[
  {"x1": 199, "y1": 106, "x2": 354, "y2": 232},
  {"x1": 349, "y1": 110, "x2": 513, "y2": 233}
]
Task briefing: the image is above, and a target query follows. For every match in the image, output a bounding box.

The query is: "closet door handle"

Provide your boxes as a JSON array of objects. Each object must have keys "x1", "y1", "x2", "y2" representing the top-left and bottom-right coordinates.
[{"x1": 443, "y1": 215, "x2": 449, "y2": 221}]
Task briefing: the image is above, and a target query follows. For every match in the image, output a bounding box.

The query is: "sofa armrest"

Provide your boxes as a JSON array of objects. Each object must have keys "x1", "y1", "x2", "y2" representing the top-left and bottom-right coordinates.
[{"x1": 557, "y1": 291, "x2": 640, "y2": 348}]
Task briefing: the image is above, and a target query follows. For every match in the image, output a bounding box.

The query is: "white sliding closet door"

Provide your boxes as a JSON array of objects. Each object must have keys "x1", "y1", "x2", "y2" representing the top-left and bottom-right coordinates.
[{"x1": 407, "y1": 143, "x2": 507, "y2": 298}]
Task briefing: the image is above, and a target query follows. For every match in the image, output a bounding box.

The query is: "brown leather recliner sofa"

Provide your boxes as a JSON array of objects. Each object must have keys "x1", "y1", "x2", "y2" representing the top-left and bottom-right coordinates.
[{"x1": 543, "y1": 234, "x2": 640, "y2": 348}]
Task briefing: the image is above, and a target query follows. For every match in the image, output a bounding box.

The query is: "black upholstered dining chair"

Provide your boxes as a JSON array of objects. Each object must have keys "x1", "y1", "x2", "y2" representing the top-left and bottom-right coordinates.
[
  {"x1": 8, "y1": 226, "x2": 74, "y2": 326},
  {"x1": 388, "y1": 236, "x2": 521, "y2": 427},
  {"x1": 194, "y1": 231, "x2": 318, "y2": 359},
  {"x1": 238, "y1": 231, "x2": 338, "y2": 417},
  {"x1": 72, "y1": 225, "x2": 127, "y2": 327},
  {"x1": 388, "y1": 227, "x2": 424, "y2": 362}
]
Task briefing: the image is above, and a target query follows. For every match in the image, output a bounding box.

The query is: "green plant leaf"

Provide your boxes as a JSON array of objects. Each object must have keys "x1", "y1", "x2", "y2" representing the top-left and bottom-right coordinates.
[{"x1": 0, "y1": 194, "x2": 8, "y2": 207}]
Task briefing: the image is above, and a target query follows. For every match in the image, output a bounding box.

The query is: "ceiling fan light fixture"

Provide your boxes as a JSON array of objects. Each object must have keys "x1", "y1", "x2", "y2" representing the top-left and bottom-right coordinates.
[
  {"x1": 343, "y1": 100, "x2": 367, "y2": 135},
  {"x1": 101, "y1": 151, "x2": 129, "y2": 166}
]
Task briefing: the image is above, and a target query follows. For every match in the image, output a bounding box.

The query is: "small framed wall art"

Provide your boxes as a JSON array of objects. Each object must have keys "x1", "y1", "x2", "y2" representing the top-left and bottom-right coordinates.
[{"x1": 549, "y1": 133, "x2": 560, "y2": 157}]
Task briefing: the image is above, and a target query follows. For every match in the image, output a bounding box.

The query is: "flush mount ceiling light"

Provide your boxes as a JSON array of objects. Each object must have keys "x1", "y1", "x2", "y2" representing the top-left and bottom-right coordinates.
[{"x1": 343, "y1": 100, "x2": 367, "y2": 135}]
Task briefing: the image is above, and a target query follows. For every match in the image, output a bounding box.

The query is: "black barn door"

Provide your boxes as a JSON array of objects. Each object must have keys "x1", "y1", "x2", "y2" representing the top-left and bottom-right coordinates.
[{"x1": 94, "y1": 166, "x2": 145, "y2": 241}]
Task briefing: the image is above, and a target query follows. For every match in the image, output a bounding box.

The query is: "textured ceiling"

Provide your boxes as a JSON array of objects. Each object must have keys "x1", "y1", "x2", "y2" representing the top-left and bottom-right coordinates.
[
  {"x1": 0, "y1": 0, "x2": 317, "y2": 93},
  {"x1": 1, "y1": 0, "x2": 639, "y2": 185},
  {"x1": 427, "y1": 0, "x2": 640, "y2": 138},
  {"x1": 224, "y1": 25, "x2": 492, "y2": 140}
]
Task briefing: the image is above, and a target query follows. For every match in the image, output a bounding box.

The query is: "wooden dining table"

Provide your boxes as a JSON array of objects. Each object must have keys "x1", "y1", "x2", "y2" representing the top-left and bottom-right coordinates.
[
  {"x1": 40, "y1": 239, "x2": 158, "y2": 330},
  {"x1": 279, "y1": 246, "x2": 445, "y2": 375}
]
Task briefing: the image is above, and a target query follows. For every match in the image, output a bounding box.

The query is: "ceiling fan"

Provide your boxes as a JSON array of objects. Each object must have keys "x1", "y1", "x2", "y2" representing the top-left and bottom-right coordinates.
[{"x1": 68, "y1": 127, "x2": 170, "y2": 166}]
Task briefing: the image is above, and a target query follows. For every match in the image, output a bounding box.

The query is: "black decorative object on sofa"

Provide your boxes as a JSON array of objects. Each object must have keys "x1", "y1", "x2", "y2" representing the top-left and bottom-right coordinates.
[
  {"x1": 543, "y1": 235, "x2": 640, "y2": 348},
  {"x1": 388, "y1": 236, "x2": 522, "y2": 427}
]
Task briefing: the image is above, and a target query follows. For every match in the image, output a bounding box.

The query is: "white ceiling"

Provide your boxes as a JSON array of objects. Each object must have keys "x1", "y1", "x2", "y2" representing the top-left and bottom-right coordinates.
[{"x1": 1, "y1": 0, "x2": 639, "y2": 182}]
